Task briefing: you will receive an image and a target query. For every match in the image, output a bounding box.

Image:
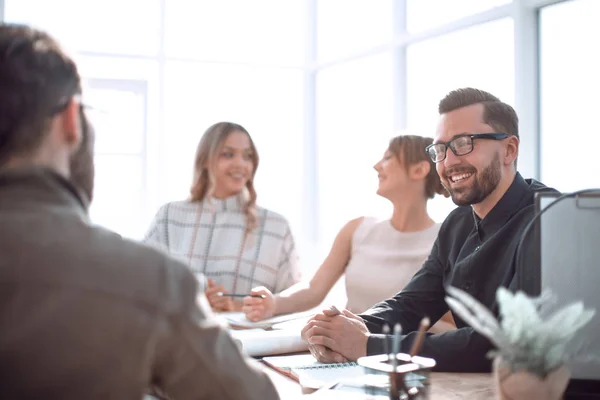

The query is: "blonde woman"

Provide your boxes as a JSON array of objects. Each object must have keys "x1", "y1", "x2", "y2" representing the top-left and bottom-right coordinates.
[
  {"x1": 144, "y1": 122, "x2": 301, "y2": 312},
  {"x1": 243, "y1": 135, "x2": 455, "y2": 332}
]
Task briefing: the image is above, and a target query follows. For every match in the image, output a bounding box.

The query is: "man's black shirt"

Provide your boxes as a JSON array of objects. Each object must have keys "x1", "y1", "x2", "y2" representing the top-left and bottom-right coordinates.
[{"x1": 360, "y1": 173, "x2": 557, "y2": 372}]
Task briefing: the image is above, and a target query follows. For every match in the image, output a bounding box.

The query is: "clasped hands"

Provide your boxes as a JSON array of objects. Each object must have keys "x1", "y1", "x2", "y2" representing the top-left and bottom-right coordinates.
[{"x1": 301, "y1": 306, "x2": 370, "y2": 363}]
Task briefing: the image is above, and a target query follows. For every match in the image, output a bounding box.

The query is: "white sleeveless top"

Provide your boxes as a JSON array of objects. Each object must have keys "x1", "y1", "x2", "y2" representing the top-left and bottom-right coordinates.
[{"x1": 345, "y1": 217, "x2": 441, "y2": 314}]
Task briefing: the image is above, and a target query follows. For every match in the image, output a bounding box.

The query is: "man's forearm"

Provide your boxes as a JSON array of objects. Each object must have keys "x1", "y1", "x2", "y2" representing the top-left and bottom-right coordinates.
[
  {"x1": 366, "y1": 328, "x2": 493, "y2": 373},
  {"x1": 366, "y1": 334, "x2": 389, "y2": 356}
]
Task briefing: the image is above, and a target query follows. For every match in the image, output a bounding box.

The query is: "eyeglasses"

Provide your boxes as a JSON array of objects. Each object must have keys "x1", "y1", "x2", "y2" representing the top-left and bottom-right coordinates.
[
  {"x1": 49, "y1": 93, "x2": 83, "y2": 116},
  {"x1": 425, "y1": 133, "x2": 509, "y2": 163},
  {"x1": 50, "y1": 93, "x2": 99, "y2": 121}
]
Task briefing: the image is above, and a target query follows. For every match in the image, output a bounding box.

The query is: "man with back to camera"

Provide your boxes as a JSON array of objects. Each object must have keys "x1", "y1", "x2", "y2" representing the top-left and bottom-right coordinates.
[
  {"x1": 0, "y1": 23, "x2": 279, "y2": 399},
  {"x1": 301, "y1": 87, "x2": 557, "y2": 372}
]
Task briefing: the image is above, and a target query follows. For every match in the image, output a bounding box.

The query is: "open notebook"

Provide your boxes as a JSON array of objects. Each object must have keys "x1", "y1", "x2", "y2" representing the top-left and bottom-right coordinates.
[{"x1": 262, "y1": 354, "x2": 364, "y2": 389}]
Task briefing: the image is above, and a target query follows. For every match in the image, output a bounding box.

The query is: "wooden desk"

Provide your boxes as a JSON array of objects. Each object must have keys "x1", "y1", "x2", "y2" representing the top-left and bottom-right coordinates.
[
  {"x1": 263, "y1": 364, "x2": 493, "y2": 399},
  {"x1": 428, "y1": 373, "x2": 493, "y2": 399}
]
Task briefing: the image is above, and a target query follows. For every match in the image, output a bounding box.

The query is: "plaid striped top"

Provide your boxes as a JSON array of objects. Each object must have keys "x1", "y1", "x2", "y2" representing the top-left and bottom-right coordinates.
[{"x1": 143, "y1": 194, "x2": 301, "y2": 294}]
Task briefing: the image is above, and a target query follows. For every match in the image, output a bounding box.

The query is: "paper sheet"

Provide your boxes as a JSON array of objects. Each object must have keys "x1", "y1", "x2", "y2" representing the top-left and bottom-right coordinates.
[
  {"x1": 230, "y1": 329, "x2": 308, "y2": 357},
  {"x1": 220, "y1": 310, "x2": 316, "y2": 329}
]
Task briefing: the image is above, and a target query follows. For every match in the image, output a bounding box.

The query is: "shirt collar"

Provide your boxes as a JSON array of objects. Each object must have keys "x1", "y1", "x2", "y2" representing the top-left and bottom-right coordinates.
[
  {"x1": 473, "y1": 172, "x2": 530, "y2": 239},
  {"x1": 0, "y1": 166, "x2": 90, "y2": 219},
  {"x1": 204, "y1": 193, "x2": 247, "y2": 212}
]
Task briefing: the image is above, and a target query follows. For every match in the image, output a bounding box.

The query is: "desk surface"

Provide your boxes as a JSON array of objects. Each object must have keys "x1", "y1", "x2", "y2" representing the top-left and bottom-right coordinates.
[{"x1": 263, "y1": 364, "x2": 493, "y2": 399}]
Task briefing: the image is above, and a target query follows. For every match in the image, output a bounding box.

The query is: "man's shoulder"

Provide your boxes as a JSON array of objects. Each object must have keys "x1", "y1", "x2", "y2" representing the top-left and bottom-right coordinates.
[
  {"x1": 523, "y1": 178, "x2": 558, "y2": 195},
  {"x1": 92, "y1": 225, "x2": 189, "y2": 273},
  {"x1": 517, "y1": 177, "x2": 558, "y2": 212},
  {"x1": 524, "y1": 177, "x2": 551, "y2": 189},
  {"x1": 84, "y1": 225, "x2": 198, "y2": 306}
]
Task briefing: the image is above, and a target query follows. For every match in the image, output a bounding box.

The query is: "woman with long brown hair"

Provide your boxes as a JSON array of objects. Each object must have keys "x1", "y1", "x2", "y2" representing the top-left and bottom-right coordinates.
[
  {"x1": 243, "y1": 134, "x2": 455, "y2": 332},
  {"x1": 144, "y1": 122, "x2": 301, "y2": 311}
]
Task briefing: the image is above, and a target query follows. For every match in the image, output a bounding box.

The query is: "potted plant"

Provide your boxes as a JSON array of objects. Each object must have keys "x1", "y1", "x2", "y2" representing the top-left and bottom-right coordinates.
[{"x1": 445, "y1": 286, "x2": 595, "y2": 400}]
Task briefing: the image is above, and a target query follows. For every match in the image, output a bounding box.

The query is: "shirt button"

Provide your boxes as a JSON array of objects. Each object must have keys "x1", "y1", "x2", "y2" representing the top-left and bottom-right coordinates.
[{"x1": 464, "y1": 281, "x2": 472, "y2": 290}]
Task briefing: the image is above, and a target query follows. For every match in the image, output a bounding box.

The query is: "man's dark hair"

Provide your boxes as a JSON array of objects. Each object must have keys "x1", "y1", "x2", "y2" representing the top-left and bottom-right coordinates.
[
  {"x1": 0, "y1": 24, "x2": 81, "y2": 165},
  {"x1": 438, "y1": 88, "x2": 519, "y2": 139}
]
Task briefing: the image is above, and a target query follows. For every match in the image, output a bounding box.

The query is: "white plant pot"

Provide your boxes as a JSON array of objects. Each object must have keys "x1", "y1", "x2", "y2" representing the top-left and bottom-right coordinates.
[{"x1": 493, "y1": 357, "x2": 571, "y2": 400}]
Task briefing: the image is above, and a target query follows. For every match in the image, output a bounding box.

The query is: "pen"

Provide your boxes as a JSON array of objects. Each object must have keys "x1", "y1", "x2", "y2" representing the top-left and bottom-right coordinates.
[
  {"x1": 216, "y1": 292, "x2": 266, "y2": 299},
  {"x1": 390, "y1": 323, "x2": 402, "y2": 399},
  {"x1": 382, "y1": 324, "x2": 390, "y2": 361},
  {"x1": 392, "y1": 323, "x2": 401, "y2": 367},
  {"x1": 409, "y1": 317, "x2": 430, "y2": 357}
]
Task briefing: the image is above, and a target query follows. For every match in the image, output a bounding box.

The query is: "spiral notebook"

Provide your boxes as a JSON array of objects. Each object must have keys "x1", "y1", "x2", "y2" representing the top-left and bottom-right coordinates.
[{"x1": 262, "y1": 354, "x2": 365, "y2": 388}]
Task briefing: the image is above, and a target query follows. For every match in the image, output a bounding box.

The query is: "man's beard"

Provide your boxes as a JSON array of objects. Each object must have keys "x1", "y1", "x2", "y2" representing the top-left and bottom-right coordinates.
[
  {"x1": 444, "y1": 152, "x2": 501, "y2": 207},
  {"x1": 69, "y1": 115, "x2": 95, "y2": 204}
]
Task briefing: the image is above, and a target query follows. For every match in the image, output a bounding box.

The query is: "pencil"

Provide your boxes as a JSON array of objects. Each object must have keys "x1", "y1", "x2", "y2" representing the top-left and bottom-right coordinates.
[
  {"x1": 409, "y1": 317, "x2": 430, "y2": 357},
  {"x1": 216, "y1": 292, "x2": 266, "y2": 299}
]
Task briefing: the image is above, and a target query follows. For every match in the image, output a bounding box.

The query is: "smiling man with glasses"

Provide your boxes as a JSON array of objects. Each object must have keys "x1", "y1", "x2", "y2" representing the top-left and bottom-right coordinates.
[{"x1": 302, "y1": 87, "x2": 557, "y2": 372}]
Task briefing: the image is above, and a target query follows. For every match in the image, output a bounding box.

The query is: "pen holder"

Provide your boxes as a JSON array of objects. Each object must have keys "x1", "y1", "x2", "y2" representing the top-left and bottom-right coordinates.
[{"x1": 357, "y1": 353, "x2": 436, "y2": 400}]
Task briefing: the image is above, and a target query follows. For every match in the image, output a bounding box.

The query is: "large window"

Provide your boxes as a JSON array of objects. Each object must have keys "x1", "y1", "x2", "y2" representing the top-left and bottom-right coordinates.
[
  {"x1": 317, "y1": 0, "x2": 393, "y2": 61},
  {"x1": 68, "y1": 55, "x2": 159, "y2": 239},
  {"x1": 165, "y1": 0, "x2": 304, "y2": 65},
  {"x1": 406, "y1": 0, "x2": 511, "y2": 33},
  {"x1": 539, "y1": 0, "x2": 600, "y2": 192},
  {"x1": 85, "y1": 80, "x2": 147, "y2": 239},
  {"x1": 4, "y1": 0, "x2": 161, "y2": 56},
  {"x1": 316, "y1": 53, "x2": 394, "y2": 251},
  {"x1": 406, "y1": 19, "x2": 515, "y2": 136}
]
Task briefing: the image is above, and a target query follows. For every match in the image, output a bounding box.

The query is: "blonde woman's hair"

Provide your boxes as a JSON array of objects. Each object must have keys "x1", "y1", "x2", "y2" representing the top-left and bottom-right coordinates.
[
  {"x1": 388, "y1": 135, "x2": 449, "y2": 199},
  {"x1": 190, "y1": 122, "x2": 259, "y2": 232}
]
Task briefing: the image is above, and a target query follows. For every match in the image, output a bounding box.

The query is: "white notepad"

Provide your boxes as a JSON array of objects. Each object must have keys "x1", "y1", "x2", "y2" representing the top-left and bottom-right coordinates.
[
  {"x1": 262, "y1": 354, "x2": 365, "y2": 389},
  {"x1": 229, "y1": 329, "x2": 308, "y2": 357}
]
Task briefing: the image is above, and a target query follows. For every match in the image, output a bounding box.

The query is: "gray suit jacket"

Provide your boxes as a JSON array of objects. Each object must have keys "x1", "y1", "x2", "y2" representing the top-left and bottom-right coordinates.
[{"x1": 0, "y1": 166, "x2": 279, "y2": 400}]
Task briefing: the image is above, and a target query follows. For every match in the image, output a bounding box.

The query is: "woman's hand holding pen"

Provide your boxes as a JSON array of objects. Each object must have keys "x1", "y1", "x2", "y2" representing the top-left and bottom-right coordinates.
[
  {"x1": 242, "y1": 286, "x2": 275, "y2": 321},
  {"x1": 205, "y1": 279, "x2": 234, "y2": 312}
]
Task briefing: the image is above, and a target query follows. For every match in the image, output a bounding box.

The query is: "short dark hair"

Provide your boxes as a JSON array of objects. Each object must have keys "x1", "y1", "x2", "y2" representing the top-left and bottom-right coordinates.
[
  {"x1": 0, "y1": 24, "x2": 81, "y2": 165},
  {"x1": 438, "y1": 88, "x2": 519, "y2": 139}
]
